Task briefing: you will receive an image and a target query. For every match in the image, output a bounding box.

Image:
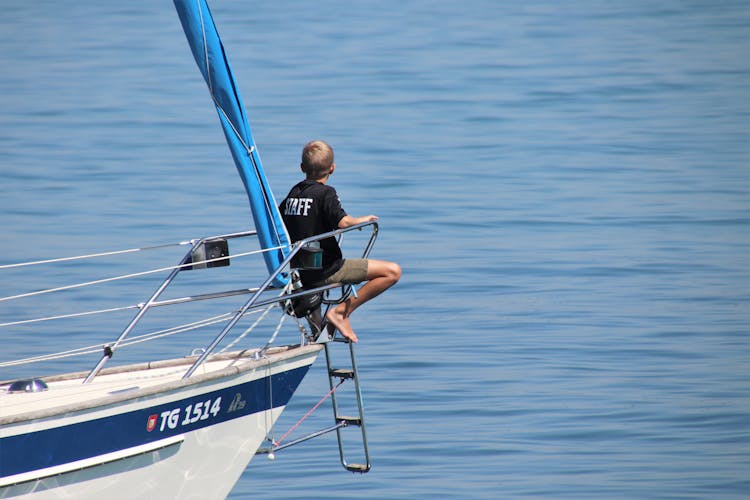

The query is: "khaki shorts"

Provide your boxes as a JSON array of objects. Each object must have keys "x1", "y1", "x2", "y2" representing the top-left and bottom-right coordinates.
[{"x1": 320, "y1": 259, "x2": 368, "y2": 285}]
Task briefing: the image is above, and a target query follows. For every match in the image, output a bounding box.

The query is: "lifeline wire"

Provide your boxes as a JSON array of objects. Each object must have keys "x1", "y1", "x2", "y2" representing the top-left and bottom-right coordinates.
[
  {"x1": 0, "y1": 311, "x2": 238, "y2": 368},
  {"x1": 0, "y1": 245, "x2": 285, "y2": 303},
  {"x1": 0, "y1": 241, "x2": 188, "y2": 270},
  {"x1": 0, "y1": 304, "x2": 140, "y2": 328},
  {"x1": 219, "y1": 301, "x2": 276, "y2": 353}
]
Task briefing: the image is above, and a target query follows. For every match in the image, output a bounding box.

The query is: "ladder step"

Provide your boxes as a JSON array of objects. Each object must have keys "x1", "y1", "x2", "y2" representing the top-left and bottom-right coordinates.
[
  {"x1": 329, "y1": 368, "x2": 355, "y2": 379},
  {"x1": 345, "y1": 463, "x2": 370, "y2": 473},
  {"x1": 336, "y1": 415, "x2": 362, "y2": 426}
]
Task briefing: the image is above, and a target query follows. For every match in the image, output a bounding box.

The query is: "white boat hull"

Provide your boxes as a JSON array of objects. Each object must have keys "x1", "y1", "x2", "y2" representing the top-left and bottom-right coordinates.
[{"x1": 0, "y1": 345, "x2": 322, "y2": 499}]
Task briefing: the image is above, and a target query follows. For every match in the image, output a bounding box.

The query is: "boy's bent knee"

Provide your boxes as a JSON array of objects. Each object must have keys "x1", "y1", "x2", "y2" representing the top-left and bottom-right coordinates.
[
  {"x1": 367, "y1": 259, "x2": 401, "y2": 283},
  {"x1": 390, "y1": 262, "x2": 402, "y2": 282},
  {"x1": 382, "y1": 261, "x2": 401, "y2": 284}
]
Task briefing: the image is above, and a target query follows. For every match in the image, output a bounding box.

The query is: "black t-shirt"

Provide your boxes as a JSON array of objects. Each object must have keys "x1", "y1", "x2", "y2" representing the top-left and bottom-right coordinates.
[{"x1": 280, "y1": 179, "x2": 347, "y2": 284}]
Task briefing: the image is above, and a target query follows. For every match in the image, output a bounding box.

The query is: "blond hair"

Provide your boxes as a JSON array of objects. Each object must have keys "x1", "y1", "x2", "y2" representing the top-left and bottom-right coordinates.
[{"x1": 301, "y1": 140, "x2": 334, "y2": 180}]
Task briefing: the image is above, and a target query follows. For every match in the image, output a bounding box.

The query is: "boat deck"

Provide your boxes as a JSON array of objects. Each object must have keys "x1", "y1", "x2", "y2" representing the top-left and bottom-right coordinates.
[{"x1": 0, "y1": 344, "x2": 321, "y2": 424}]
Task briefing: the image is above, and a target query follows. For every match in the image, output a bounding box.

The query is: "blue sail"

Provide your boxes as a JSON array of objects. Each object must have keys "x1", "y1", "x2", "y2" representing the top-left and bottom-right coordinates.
[{"x1": 174, "y1": 0, "x2": 289, "y2": 285}]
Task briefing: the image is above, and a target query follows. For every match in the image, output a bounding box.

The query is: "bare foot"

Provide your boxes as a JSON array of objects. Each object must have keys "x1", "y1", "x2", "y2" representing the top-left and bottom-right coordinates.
[{"x1": 325, "y1": 308, "x2": 358, "y2": 343}]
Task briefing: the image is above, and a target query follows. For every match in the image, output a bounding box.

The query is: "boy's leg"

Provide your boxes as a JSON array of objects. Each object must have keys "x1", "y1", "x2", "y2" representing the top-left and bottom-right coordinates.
[{"x1": 325, "y1": 259, "x2": 401, "y2": 342}]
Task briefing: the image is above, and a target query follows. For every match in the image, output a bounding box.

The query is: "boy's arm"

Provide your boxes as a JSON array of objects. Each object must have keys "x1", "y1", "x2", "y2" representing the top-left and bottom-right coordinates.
[{"x1": 338, "y1": 214, "x2": 378, "y2": 228}]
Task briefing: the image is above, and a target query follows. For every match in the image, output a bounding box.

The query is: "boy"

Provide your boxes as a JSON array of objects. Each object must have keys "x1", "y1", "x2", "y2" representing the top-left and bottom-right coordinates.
[{"x1": 280, "y1": 140, "x2": 401, "y2": 342}]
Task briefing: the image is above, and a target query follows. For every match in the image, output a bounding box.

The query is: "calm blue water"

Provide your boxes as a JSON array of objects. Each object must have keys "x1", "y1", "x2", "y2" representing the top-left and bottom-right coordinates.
[{"x1": 2, "y1": 1, "x2": 749, "y2": 498}]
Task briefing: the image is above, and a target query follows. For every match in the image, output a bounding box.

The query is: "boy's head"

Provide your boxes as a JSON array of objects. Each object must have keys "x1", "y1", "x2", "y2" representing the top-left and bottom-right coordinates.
[{"x1": 301, "y1": 140, "x2": 334, "y2": 180}]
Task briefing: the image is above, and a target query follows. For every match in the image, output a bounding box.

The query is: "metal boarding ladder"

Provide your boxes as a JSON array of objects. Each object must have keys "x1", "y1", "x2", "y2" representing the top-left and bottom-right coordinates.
[{"x1": 324, "y1": 336, "x2": 371, "y2": 473}]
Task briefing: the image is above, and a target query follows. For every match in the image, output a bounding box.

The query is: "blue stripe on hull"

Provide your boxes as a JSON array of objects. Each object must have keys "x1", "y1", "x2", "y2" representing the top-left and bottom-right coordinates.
[{"x1": 1, "y1": 365, "x2": 309, "y2": 478}]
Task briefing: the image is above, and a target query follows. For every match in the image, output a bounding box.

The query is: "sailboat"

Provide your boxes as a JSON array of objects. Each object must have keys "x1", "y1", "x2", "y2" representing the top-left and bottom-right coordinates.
[{"x1": 0, "y1": 1, "x2": 374, "y2": 498}]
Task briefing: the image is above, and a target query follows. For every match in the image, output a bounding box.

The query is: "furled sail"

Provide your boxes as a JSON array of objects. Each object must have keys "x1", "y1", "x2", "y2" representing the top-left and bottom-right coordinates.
[{"x1": 174, "y1": 0, "x2": 289, "y2": 285}]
